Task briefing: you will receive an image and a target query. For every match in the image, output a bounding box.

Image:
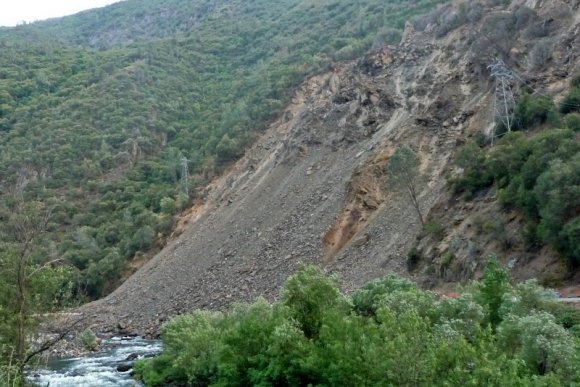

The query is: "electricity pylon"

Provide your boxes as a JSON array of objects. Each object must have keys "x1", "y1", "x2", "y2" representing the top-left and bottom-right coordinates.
[
  {"x1": 488, "y1": 58, "x2": 518, "y2": 145},
  {"x1": 180, "y1": 156, "x2": 190, "y2": 197}
]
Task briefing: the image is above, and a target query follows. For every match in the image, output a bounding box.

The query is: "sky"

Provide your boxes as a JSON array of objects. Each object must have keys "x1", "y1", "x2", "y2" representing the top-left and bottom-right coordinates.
[{"x1": 0, "y1": 0, "x2": 124, "y2": 27}]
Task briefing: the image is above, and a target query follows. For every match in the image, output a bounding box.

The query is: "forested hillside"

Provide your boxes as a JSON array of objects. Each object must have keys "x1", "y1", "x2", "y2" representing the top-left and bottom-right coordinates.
[{"x1": 0, "y1": 0, "x2": 447, "y2": 299}]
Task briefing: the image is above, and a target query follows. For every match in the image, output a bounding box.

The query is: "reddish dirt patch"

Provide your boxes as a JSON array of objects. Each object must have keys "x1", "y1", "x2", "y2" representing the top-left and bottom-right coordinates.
[
  {"x1": 323, "y1": 207, "x2": 363, "y2": 262},
  {"x1": 322, "y1": 150, "x2": 391, "y2": 262}
]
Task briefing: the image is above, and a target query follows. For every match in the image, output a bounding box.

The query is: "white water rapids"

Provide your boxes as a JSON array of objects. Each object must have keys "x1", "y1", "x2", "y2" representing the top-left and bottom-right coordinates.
[{"x1": 28, "y1": 336, "x2": 162, "y2": 387}]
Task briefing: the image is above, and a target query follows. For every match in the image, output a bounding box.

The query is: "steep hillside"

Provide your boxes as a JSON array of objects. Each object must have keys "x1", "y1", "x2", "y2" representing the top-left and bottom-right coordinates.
[
  {"x1": 81, "y1": 0, "x2": 580, "y2": 335},
  {"x1": 0, "y1": 0, "x2": 446, "y2": 299}
]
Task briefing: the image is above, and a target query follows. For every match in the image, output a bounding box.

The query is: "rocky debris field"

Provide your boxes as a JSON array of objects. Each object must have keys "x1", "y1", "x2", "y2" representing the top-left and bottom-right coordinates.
[{"x1": 79, "y1": 0, "x2": 580, "y2": 336}]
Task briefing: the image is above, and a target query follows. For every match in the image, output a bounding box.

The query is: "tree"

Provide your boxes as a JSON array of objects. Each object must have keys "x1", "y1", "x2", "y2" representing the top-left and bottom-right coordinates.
[
  {"x1": 0, "y1": 201, "x2": 78, "y2": 384},
  {"x1": 387, "y1": 145, "x2": 425, "y2": 225},
  {"x1": 476, "y1": 256, "x2": 511, "y2": 328}
]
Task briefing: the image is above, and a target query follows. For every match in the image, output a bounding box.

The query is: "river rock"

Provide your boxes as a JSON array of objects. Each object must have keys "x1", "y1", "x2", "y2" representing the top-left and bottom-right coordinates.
[{"x1": 117, "y1": 363, "x2": 132, "y2": 372}]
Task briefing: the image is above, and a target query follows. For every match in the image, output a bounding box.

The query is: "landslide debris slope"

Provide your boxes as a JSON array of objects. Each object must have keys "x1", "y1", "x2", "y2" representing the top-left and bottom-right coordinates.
[{"x1": 83, "y1": 0, "x2": 580, "y2": 335}]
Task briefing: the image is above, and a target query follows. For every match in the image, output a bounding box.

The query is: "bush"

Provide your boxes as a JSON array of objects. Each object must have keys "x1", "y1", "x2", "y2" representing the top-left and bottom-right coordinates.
[
  {"x1": 481, "y1": 220, "x2": 497, "y2": 234},
  {"x1": 159, "y1": 197, "x2": 175, "y2": 214},
  {"x1": 560, "y1": 87, "x2": 580, "y2": 114},
  {"x1": 497, "y1": 312, "x2": 579, "y2": 377},
  {"x1": 79, "y1": 328, "x2": 98, "y2": 351},
  {"x1": 424, "y1": 221, "x2": 445, "y2": 240},
  {"x1": 352, "y1": 274, "x2": 416, "y2": 317},
  {"x1": 438, "y1": 251, "x2": 455, "y2": 278},
  {"x1": 513, "y1": 93, "x2": 559, "y2": 130},
  {"x1": 529, "y1": 40, "x2": 552, "y2": 70},
  {"x1": 564, "y1": 113, "x2": 580, "y2": 132},
  {"x1": 452, "y1": 141, "x2": 493, "y2": 196},
  {"x1": 134, "y1": 354, "x2": 187, "y2": 386}
]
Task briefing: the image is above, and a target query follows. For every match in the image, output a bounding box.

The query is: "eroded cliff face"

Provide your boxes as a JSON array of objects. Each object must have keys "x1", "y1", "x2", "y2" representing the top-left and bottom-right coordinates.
[{"x1": 82, "y1": 0, "x2": 580, "y2": 335}]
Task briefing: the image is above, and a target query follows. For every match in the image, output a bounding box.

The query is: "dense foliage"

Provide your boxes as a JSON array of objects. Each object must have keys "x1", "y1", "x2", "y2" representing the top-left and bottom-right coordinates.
[
  {"x1": 0, "y1": 202, "x2": 76, "y2": 385},
  {"x1": 453, "y1": 88, "x2": 580, "y2": 265},
  {"x1": 0, "y1": 0, "x2": 447, "y2": 298},
  {"x1": 134, "y1": 263, "x2": 580, "y2": 386}
]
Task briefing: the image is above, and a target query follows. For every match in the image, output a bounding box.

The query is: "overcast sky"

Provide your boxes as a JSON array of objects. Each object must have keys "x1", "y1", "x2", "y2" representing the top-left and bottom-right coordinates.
[{"x1": 0, "y1": 0, "x2": 124, "y2": 27}]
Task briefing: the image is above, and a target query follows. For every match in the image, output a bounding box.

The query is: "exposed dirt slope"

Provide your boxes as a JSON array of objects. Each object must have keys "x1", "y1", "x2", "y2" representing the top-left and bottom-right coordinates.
[{"x1": 81, "y1": 0, "x2": 580, "y2": 335}]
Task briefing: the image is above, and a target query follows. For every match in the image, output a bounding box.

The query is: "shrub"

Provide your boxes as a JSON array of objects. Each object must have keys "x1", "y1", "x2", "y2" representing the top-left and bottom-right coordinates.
[
  {"x1": 560, "y1": 87, "x2": 580, "y2": 114},
  {"x1": 522, "y1": 222, "x2": 542, "y2": 252},
  {"x1": 79, "y1": 328, "x2": 98, "y2": 351},
  {"x1": 452, "y1": 141, "x2": 493, "y2": 196},
  {"x1": 159, "y1": 197, "x2": 175, "y2": 214},
  {"x1": 497, "y1": 312, "x2": 579, "y2": 378},
  {"x1": 564, "y1": 113, "x2": 580, "y2": 131},
  {"x1": 481, "y1": 220, "x2": 496, "y2": 234},
  {"x1": 424, "y1": 220, "x2": 445, "y2": 240},
  {"x1": 498, "y1": 279, "x2": 554, "y2": 319},
  {"x1": 352, "y1": 274, "x2": 416, "y2": 317},
  {"x1": 439, "y1": 251, "x2": 455, "y2": 277},
  {"x1": 529, "y1": 40, "x2": 552, "y2": 70},
  {"x1": 513, "y1": 93, "x2": 559, "y2": 130},
  {"x1": 134, "y1": 354, "x2": 187, "y2": 386}
]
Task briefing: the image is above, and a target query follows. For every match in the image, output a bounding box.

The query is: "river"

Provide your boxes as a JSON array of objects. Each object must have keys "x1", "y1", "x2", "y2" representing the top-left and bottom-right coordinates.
[{"x1": 28, "y1": 336, "x2": 162, "y2": 387}]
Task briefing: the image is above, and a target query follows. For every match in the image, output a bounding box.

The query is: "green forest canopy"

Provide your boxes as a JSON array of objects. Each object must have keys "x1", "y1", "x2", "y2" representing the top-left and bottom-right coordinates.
[{"x1": 134, "y1": 263, "x2": 580, "y2": 386}]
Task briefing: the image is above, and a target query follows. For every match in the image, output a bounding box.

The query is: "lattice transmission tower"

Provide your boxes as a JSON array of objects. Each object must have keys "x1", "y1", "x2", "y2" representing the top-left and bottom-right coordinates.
[
  {"x1": 180, "y1": 156, "x2": 190, "y2": 197},
  {"x1": 488, "y1": 58, "x2": 519, "y2": 145}
]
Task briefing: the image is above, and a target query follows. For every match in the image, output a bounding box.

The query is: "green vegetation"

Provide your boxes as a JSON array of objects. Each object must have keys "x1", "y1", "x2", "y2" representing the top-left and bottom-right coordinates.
[
  {"x1": 512, "y1": 92, "x2": 560, "y2": 131},
  {"x1": 560, "y1": 74, "x2": 580, "y2": 114},
  {"x1": 387, "y1": 145, "x2": 424, "y2": 225},
  {"x1": 424, "y1": 220, "x2": 445, "y2": 240},
  {"x1": 0, "y1": 0, "x2": 447, "y2": 299},
  {"x1": 453, "y1": 85, "x2": 580, "y2": 266},
  {"x1": 79, "y1": 328, "x2": 98, "y2": 351},
  {"x1": 0, "y1": 202, "x2": 76, "y2": 384},
  {"x1": 564, "y1": 113, "x2": 580, "y2": 132},
  {"x1": 135, "y1": 263, "x2": 580, "y2": 386}
]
